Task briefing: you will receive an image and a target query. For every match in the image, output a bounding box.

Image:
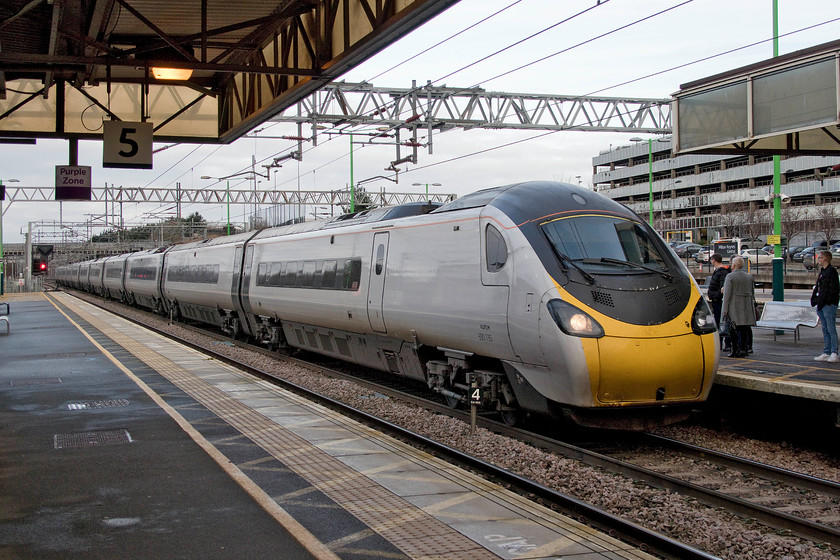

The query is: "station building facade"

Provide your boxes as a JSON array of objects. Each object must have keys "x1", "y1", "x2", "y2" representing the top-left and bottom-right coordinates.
[{"x1": 592, "y1": 137, "x2": 840, "y2": 247}]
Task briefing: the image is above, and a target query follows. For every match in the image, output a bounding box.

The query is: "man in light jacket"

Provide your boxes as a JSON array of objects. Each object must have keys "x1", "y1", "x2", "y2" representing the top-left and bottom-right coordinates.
[{"x1": 721, "y1": 256, "x2": 756, "y2": 358}]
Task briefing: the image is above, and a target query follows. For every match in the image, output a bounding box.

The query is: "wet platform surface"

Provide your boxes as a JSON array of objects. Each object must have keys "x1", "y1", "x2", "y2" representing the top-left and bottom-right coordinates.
[
  {"x1": 715, "y1": 298, "x2": 840, "y2": 407},
  {"x1": 0, "y1": 292, "x2": 655, "y2": 560}
]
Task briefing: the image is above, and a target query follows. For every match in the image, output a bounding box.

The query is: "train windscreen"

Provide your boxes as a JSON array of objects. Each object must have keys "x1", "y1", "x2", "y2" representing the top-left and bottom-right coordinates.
[{"x1": 542, "y1": 215, "x2": 670, "y2": 274}]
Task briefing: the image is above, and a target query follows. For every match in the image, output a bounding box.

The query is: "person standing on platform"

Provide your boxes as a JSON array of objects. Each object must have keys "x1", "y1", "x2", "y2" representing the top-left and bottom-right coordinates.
[
  {"x1": 811, "y1": 250, "x2": 840, "y2": 363},
  {"x1": 707, "y1": 254, "x2": 732, "y2": 352},
  {"x1": 721, "y1": 256, "x2": 756, "y2": 358}
]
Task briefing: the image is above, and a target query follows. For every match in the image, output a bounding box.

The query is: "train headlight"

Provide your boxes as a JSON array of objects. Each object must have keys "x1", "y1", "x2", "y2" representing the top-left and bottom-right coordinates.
[
  {"x1": 692, "y1": 297, "x2": 717, "y2": 335},
  {"x1": 546, "y1": 299, "x2": 604, "y2": 338}
]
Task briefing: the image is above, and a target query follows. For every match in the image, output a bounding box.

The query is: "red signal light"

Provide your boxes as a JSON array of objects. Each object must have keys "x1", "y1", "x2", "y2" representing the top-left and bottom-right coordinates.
[{"x1": 40, "y1": 262, "x2": 47, "y2": 270}]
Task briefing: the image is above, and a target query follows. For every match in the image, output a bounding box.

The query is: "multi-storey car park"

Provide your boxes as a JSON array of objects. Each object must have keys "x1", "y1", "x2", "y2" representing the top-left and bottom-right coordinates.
[{"x1": 592, "y1": 136, "x2": 840, "y2": 247}]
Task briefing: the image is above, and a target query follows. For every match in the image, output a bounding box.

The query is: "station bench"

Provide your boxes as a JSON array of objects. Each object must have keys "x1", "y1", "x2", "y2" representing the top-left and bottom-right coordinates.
[{"x1": 754, "y1": 301, "x2": 819, "y2": 342}]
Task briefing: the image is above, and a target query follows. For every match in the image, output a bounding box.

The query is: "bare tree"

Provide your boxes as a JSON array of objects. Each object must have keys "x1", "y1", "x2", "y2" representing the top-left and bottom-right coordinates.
[
  {"x1": 741, "y1": 203, "x2": 767, "y2": 241},
  {"x1": 814, "y1": 205, "x2": 839, "y2": 243},
  {"x1": 779, "y1": 205, "x2": 803, "y2": 245},
  {"x1": 716, "y1": 202, "x2": 747, "y2": 238}
]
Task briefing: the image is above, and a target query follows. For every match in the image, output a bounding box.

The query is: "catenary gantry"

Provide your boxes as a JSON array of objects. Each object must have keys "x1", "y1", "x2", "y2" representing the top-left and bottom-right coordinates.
[
  {"x1": 271, "y1": 82, "x2": 672, "y2": 142},
  {"x1": 0, "y1": 184, "x2": 455, "y2": 206}
]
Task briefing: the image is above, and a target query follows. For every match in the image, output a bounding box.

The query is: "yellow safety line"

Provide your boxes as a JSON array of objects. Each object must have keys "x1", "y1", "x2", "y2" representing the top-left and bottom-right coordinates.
[{"x1": 45, "y1": 293, "x2": 342, "y2": 560}]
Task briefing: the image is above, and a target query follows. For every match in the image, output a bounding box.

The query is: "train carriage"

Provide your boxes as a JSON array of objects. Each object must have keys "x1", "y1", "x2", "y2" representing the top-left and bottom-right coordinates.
[
  {"x1": 124, "y1": 247, "x2": 169, "y2": 313},
  {"x1": 161, "y1": 232, "x2": 258, "y2": 336},
  {"x1": 241, "y1": 182, "x2": 718, "y2": 428},
  {"x1": 102, "y1": 253, "x2": 131, "y2": 301}
]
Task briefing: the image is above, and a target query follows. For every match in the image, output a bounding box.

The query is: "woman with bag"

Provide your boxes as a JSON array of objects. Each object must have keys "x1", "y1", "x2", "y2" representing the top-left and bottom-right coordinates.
[{"x1": 721, "y1": 256, "x2": 756, "y2": 358}]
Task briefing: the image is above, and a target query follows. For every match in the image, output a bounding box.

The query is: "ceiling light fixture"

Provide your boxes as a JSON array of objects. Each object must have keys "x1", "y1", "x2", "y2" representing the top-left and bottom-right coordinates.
[{"x1": 151, "y1": 66, "x2": 192, "y2": 81}]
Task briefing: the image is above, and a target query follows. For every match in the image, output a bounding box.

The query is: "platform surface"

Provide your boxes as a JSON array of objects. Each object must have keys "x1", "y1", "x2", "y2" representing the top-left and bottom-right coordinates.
[
  {"x1": 0, "y1": 292, "x2": 656, "y2": 560},
  {"x1": 715, "y1": 289, "x2": 840, "y2": 404}
]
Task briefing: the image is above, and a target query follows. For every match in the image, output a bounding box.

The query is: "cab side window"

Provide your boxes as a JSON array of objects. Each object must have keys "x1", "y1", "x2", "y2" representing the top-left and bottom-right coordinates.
[{"x1": 486, "y1": 224, "x2": 508, "y2": 272}]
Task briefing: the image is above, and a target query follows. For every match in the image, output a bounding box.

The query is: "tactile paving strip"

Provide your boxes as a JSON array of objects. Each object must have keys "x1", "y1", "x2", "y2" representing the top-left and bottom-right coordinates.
[{"x1": 55, "y1": 295, "x2": 498, "y2": 559}]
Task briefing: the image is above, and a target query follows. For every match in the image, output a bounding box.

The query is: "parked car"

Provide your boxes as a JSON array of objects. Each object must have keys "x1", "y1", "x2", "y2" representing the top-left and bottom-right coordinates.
[
  {"x1": 739, "y1": 248, "x2": 774, "y2": 265},
  {"x1": 694, "y1": 248, "x2": 711, "y2": 263},
  {"x1": 785, "y1": 246, "x2": 804, "y2": 261},
  {"x1": 675, "y1": 243, "x2": 703, "y2": 257},
  {"x1": 803, "y1": 248, "x2": 840, "y2": 270},
  {"x1": 793, "y1": 246, "x2": 815, "y2": 263}
]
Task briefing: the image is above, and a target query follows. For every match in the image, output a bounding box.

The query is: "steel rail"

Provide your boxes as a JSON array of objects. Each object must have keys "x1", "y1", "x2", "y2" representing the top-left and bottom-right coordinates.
[{"x1": 641, "y1": 432, "x2": 840, "y2": 497}]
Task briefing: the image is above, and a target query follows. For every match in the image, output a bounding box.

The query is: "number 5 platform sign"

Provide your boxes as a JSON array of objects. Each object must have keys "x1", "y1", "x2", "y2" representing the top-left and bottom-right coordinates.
[
  {"x1": 103, "y1": 121, "x2": 153, "y2": 169},
  {"x1": 55, "y1": 165, "x2": 92, "y2": 201}
]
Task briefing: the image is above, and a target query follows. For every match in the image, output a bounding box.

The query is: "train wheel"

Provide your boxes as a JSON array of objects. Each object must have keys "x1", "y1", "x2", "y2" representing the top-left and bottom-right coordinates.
[{"x1": 500, "y1": 409, "x2": 521, "y2": 427}]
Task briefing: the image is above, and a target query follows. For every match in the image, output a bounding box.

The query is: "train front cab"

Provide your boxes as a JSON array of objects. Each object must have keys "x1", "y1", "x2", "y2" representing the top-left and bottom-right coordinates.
[{"x1": 490, "y1": 186, "x2": 718, "y2": 429}]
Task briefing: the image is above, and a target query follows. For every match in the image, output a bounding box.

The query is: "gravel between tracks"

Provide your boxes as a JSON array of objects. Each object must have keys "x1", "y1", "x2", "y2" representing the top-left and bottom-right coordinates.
[{"x1": 88, "y1": 296, "x2": 840, "y2": 560}]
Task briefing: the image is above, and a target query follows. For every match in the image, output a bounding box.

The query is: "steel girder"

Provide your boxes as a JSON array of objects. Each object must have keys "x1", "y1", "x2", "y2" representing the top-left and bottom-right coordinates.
[{"x1": 271, "y1": 82, "x2": 673, "y2": 139}]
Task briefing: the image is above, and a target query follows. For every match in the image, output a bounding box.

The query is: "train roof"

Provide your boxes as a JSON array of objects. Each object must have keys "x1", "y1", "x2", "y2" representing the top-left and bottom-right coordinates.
[
  {"x1": 432, "y1": 181, "x2": 638, "y2": 224},
  {"x1": 252, "y1": 201, "x2": 442, "y2": 240}
]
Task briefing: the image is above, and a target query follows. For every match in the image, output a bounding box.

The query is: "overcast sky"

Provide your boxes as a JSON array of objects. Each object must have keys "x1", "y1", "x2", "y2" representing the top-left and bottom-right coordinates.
[{"x1": 3, "y1": 0, "x2": 840, "y2": 243}]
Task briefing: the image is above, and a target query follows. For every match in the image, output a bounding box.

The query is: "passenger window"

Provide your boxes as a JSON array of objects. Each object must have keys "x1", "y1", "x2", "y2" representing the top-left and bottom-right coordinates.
[
  {"x1": 302, "y1": 261, "x2": 317, "y2": 287},
  {"x1": 284, "y1": 261, "x2": 298, "y2": 287},
  {"x1": 322, "y1": 260, "x2": 337, "y2": 289},
  {"x1": 343, "y1": 258, "x2": 362, "y2": 290},
  {"x1": 269, "y1": 262, "x2": 284, "y2": 287},
  {"x1": 375, "y1": 244, "x2": 385, "y2": 275},
  {"x1": 486, "y1": 225, "x2": 508, "y2": 272}
]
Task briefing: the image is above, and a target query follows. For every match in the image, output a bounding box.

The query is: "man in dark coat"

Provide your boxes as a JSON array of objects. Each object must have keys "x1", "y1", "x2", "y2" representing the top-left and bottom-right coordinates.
[
  {"x1": 707, "y1": 254, "x2": 731, "y2": 351},
  {"x1": 811, "y1": 250, "x2": 840, "y2": 363}
]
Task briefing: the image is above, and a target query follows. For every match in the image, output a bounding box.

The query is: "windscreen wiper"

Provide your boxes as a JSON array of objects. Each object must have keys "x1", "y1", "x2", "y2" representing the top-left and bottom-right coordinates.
[
  {"x1": 550, "y1": 246, "x2": 596, "y2": 285},
  {"x1": 594, "y1": 257, "x2": 673, "y2": 281}
]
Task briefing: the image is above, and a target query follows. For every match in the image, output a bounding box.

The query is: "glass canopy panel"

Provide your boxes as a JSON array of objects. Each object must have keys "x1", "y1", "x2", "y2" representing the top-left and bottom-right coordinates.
[
  {"x1": 677, "y1": 81, "x2": 748, "y2": 150},
  {"x1": 753, "y1": 57, "x2": 837, "y2": 135}
]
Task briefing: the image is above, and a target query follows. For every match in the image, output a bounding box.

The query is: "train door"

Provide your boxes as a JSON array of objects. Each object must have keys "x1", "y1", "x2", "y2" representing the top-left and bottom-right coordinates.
[
  {"x1": 230, "y1": 245, "x2": 254, "y2": 336},
  {"x1": 480, "y1": 220, "x2": 520, "y2": 359},
  {"x1": 367, "y1": 232, "x2": 389, "y2": 333},
  {"x1": 238, "y1": 244, "x2": 259, "y2": 336}
]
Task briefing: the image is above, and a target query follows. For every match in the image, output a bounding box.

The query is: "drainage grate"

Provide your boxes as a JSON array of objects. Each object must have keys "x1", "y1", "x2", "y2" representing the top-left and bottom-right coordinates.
[
  {"x1": 67, "y1": 399, "x2": 130, "y2": 410},
  {"x1": 9, "y1": 378, "x2": 62, "y2": 386},
  {"x1": 54, "y1": 429, "x2": 133, "y2": 449}
]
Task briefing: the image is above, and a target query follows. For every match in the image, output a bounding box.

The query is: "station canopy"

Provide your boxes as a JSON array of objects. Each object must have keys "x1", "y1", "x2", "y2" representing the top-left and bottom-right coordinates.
[
  {"x1": 673, "y1": 39, "x2": 840, "y2": 156},
  {"x1": 0, "y1": 0, "x2": 458, "y2": 144}
]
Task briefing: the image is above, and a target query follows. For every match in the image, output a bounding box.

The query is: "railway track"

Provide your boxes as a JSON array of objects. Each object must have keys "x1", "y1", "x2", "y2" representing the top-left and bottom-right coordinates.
[
  {"x1": 60, "y1": 289, "x2": 840, "y2": 558},
  {"x1": 577, "y1": 433, "x2": 840, "y2": 548}
]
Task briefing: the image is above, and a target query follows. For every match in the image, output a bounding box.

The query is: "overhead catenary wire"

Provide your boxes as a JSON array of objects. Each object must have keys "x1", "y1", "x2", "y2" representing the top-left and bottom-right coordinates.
[
  {"x1": 366, "y1": 0, "x2": 525, "y2": 83},
  {"x1": 96, "y1": 3, "x2": 840, "y2": 232},
  {"x1": 347, "y1": 12, "x2": 840, "y2": 185},
  {"x1": 120, "y1": 0, "x2": 633, "y2": 224}
]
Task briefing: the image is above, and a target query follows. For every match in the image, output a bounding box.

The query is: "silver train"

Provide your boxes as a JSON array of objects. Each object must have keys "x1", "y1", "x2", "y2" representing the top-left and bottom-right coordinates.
[{"x1": 56, "y1": 181, "x2": 719, "y2": 429}]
